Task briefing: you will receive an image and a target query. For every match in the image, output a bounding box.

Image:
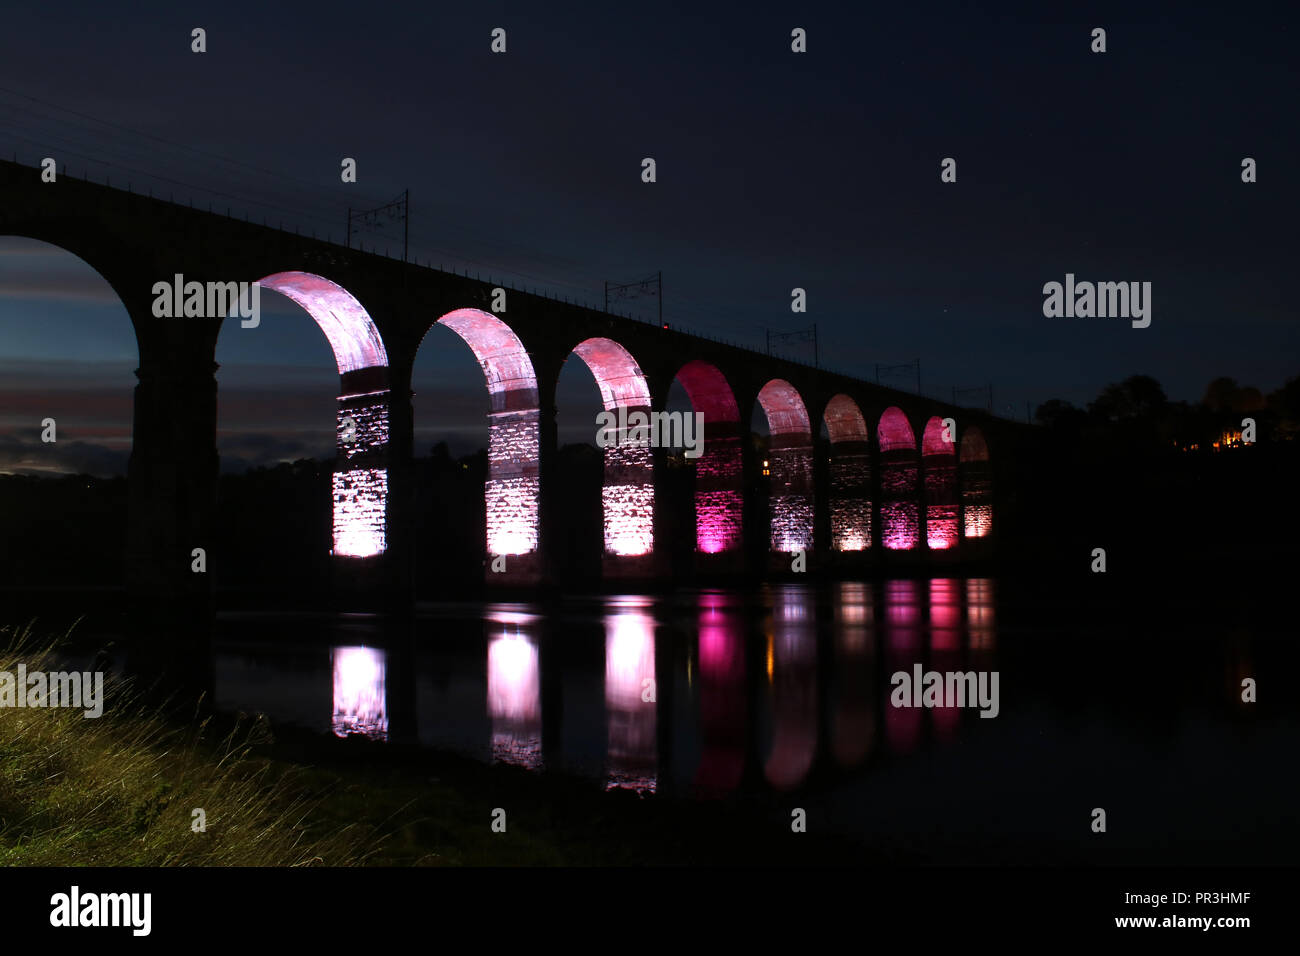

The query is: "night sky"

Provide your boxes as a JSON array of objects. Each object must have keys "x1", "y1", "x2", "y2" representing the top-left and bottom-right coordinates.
[{"x1": 0, "y1": 2, "x2": 1296, "y2": 474}]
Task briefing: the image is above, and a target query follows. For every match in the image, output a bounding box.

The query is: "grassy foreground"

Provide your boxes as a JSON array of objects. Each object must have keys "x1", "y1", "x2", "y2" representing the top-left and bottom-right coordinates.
[
  {"x1": 0, "y1": 626, "x2": 376, "y2": 865},
  {"x1": 0, "y1": 625, "x2": 876, "y2": 866}
]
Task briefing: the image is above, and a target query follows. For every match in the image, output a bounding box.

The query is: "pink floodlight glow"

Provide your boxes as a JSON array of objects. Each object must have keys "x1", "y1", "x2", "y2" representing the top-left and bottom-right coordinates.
[
  {"x1": 878, "y1": 407, "x2": 919, "y2": 550},
  {"x1": 695, "y1": 594, "x2": 746, "y2": 795},
  {"x1": 487, "y1": 631, "x2": 542, "y2": 768},
  {"x1": 824, "y1": 394, "x2": 868, "y2": 443},
  {"x1": 605, "y1": 606, "x2": 657, "y2": 792},
  {"x1": 430, "y1": 310, "x2": 542, "y2": 559},
  {"x1": 930, "y1": 578, "x2": 961, "y2": 650},
  {"x1": 824, "y1": 394, "x2": 872, "y2": 551},
  {"x1": 572, "y1": 337, "x2": 652, "y2": 409},
  {"x1": 757, "y1": 379, "x2": 811, "y2": 436},
  {"x1": 332, "y1": 468, "x2": 387, "y2": 557},
  {"x1": 757, "y1": 380, "x2": 814, "y2": 552},
  {"x1": 878, "y1": 407, "x2": 915, "y2": 451},
  {"x1": 259, "y1": 272, "x2": 388, "y2": 374},
  {"x1": 923, "y1": 417, "x2": 959, "y2": 550},
  {"x1": 960, "y1": 427, "x2": 993, "y2": 538},
  {"x1": 676, "y1": 361, "x2": 744, "y2": 554},
  {"x1": 571, "y1": 338, "x2": 654, "y2": 557},
  {"x1": 435, "y1": 309, "x2": 539, "y2": 409},
  {"x1": 331, "y1": 646, "x2": 387, "y2": 740}
]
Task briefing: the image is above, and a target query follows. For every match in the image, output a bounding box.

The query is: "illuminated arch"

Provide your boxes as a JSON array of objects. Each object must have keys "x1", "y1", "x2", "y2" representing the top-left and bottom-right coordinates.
[
  {"x1": 921, "y1": 416, "x2": 959, "y2": 550},
  {"x1": 960, "y1": 427, "x2": 992, "y2": 538},
  {"x1": 756, "y1": 380, "x2": 813, "y2": 552},
  {"x1": 674, "y1": 360, "x2": 742, "y2": 554},
  {"x1": 571, "y1": 337, "x2": 654, "y2": 557},
  {"x1": 877, "y1": 407, "x2": 919, "y2": 550},
  {"x1": 258, "y1": 272, "x2": 390, "y2": 559},
  {"x1": 429, "y1": 308, "x2": 541, "y2": 557},
  {"x1": 258, "y1": 272, "x2": 388, "y2": 374},
  {"x1": 823, "y1": 394, "x2": 871, "y2": 551}
]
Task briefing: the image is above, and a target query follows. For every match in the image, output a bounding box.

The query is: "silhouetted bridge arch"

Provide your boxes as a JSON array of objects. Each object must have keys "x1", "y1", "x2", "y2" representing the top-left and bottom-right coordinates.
[{"x1": 1, "y1": 158, "x2": 1024, "y2": 599}]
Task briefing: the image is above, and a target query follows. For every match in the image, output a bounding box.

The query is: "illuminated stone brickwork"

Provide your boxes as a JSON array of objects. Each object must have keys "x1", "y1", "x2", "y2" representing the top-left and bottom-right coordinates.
[
  {"x1": 824, "y1": 395, "x2": 872, "y2": 551},
  {"x1": 878, "y1": 407, "x2": 919, "y2": 550},
  {"x1": 257, "y1": 272, "x2": 393, "y2": 565},
  {"x1": 922, "y1": 417, "x2": 959, "y2": 551},
  {"x1": 960, "y1": 427, "x2": 993, "y2": 538},
  {"x1": 573, "y1": 338, "x2": 656, "y2": 559},
  {"x1": 435, "y1": 309, "x2": 543, "y2": 565},
  {"x1": 602, "y1": 434, "x2": 655, "y2": 556},
  {"x1": 333, "y1": 390, "x2": 389, "y2": 558},
  {"x1": 769, "y1": 444, "x2": 814, "y2": 551},
  {"x1": 331, "y1": 645, "x2": 388, "y2": 740},
  {"x1": 677, "y1": 362, "x2": 745, "y2": 554},
  {"x1": 337, "y1": 396, "x2": 389, "y2": 461},
  {"x1": 486, "y1": 410, "x2": 540, "y2": 554},
  {"x1": 830, "y1": 448, "x2": 872, "y2": 550},
  {"x1": 694, "y1": 431, "x2": 743, "y2": 553},
  {"x1": 758, "y1": 380, "x2": 814, "y2": 553},
  {"x1": 332, "y1": 467, "x2": 387, "y2": 558}
]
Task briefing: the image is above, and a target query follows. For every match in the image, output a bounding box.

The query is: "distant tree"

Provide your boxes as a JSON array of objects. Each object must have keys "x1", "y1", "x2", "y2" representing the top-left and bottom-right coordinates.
[
  {"x1": 1089, "y1": 375, "x2": 1167, "y2": 422},
  {"x1": 1034, "y1": 399, "x2": 1086, "y2": 429},
  {"x1": 1268, "y1": 375, "x2": 1300, "y2": 440},
  {"x1": 1203, "y1": 377, "x2": 1266, "y2": 413}
]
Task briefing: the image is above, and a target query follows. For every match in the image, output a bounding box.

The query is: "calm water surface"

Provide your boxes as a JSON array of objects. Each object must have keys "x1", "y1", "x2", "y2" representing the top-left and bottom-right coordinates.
[{"x1": 210, "y1": 577, "x2": 1297, "y2": 863}]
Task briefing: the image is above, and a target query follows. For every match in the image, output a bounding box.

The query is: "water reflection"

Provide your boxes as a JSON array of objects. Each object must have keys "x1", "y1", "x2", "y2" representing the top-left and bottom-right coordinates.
[
  {"x1": 694, "y1": 592, "x2": 746, "y2": 795},
  {"x1": 763, "y1": 586, "x2": 818, "y2": 790},
  {"x1": 883, "y1": 580, "x2": 924, "y2": 754},
  {"x1": 930, "y1": 579, "x2": 963, "y2": 740},
  {"x1": 604, "y1": 597, "x2": 657, "y2": 792},
  {"x1": 331, "y1": 645, "x2": 388, "y2": 740},
  {"x1": 831, "y1": 582, "x2": 875, "y2": 768},
  {"x1": 486, "y1": 606, "x2": 542, "y2": 769},
  {"x1": 223, "y1": 576, "x2": 1001, "y2": 799}
]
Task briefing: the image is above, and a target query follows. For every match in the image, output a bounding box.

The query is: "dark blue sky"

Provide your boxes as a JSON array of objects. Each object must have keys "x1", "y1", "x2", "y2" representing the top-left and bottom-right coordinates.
[{"x1": 1, "y1": 1, "x2": 1296, "y2": 473}]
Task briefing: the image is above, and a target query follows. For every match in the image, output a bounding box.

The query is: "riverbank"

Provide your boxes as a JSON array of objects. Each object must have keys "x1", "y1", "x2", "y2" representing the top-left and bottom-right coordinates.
[{"x1": 0, "y1": 626, "x2": 876, "y2": 866}]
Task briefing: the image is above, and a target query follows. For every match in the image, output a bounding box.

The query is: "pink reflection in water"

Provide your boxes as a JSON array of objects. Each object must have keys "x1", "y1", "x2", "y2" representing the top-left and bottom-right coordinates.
[
  {"x1": 332, "y1": 646, "x2": 387, "y2": 740},
  {"x1": 487, "y1": 630, "x2": 542, "y2": 768},
  {"x1": 604, "y1": 601, "x2": 657, "y2": 792},
  {"x1": 695, "y1": 593, "x2": 746, "y2": 795},
  {"x1": 832, "y1": 582, "x2": 875, "y2": 768},
  {"x1": 763, "y1": 587, "x2": 817, "y2": 790}
]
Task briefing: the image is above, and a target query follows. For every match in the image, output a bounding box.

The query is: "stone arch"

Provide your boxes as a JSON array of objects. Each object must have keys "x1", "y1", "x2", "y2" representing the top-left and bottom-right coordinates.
[
  {"x1": 960, "y1": 426, "x2": 992, "y2": 538},
  {"x1": 756, "y1": 379, "x2": 814, "y2": 552},
  {"x1": 877, "y1": 407, "x2": 919, "y2": 550},
  {"x1": 424, "y1": 308, "x2": 541, "y2": 557},
  {"x1": 673, "y1": 359, "x2": 742, "y2": 554},
  {"x1": 921, "y1": 416, "x2": 959, "y2": 550},
  {"x1": 571, "y1": 337, "x2": 654, "y2": 557},
  {"x1": 823, "y1": 394, "x2": 871, "y2": 551},
  {"x1": 258, "y1": 272, "x2": 390, "y2": 558}
]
